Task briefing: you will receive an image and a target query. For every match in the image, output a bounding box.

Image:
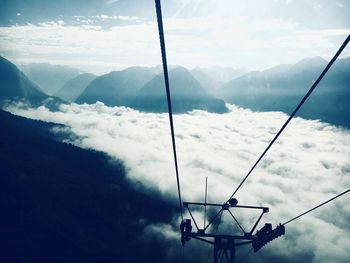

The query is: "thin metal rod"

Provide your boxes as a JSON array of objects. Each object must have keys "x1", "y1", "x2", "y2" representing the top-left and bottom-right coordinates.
[
  {"x1": 235, "y1": 241, "x2": 252, "y2": 247},
  {"x1": 190, "y1": 235, "x2": 214, "y2": 245},
  {"x1": 204, "y1": 176, "x2": 208, "y2": 228},
  {"x1": 239, "y1": 248, "x2": 253, "y2": 263},
  {"x1": 224, "y1": 250, "x2": 230, "y2": 263},
  {"x1": 184, "y1": 202, "x2": 223, "y2": 207},
  {"x1": 249, "y1": 210, "x2": 265, "y2": 234},
  {"x1": 227, "y1": 209, "x2": 245, "y2": 234},
  {"x1": 283, "y1": 188, "x2": 350, "y2": 225},
  {"x1": 184, "y1": 202, "x2": 268, "y2": 210},
  {"x1": 192, "y1": 233, "x2": 253, "y2": 240},
  {"x1": 204, "y1": 209, "x2": 223, "y2": 231},
  {"x1": 218, "y1": 250, "x2": 224, "y2": 263},
  {"x1": 182, "y1": 245, "x2": 185, "y2": 263}
]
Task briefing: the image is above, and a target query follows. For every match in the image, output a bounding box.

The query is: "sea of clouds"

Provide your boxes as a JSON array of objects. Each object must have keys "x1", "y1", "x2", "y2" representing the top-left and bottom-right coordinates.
[{"x1": 6, "y1": 102, "x2": 350, "y2": 263}]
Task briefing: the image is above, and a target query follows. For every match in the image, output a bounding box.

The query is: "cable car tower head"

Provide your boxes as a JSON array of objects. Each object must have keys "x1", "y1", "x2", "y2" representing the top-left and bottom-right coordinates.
[{"x1": 181, "y1": 198, "x2": 285, "y2": 263}]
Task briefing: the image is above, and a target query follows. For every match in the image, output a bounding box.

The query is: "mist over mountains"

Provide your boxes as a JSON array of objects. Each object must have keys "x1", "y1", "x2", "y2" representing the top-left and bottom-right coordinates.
[
  {"x1": 1, "y1": 52, "x2": 350, "y2": 262},
  {"x1": 191, "y1": 66, "x2": 247, "y2": 94},
  {"x1": 21, "y1": 63, "x2": 82, "y2": 95},
  {"x1": 1, "y1": 54, "x2": 350, "y2": 124},
  {"x1": 76, "y1": 66, "x2": 228, "y2": 113},
  {"x1": 54, "y1": 73, "x2": 96, "y2": 102},
  {"x1": 219, "y1": 56, "x2": 350, "y2": 127},
  {"x1": 1, "y1": 1, "x2": 349, "y2": 262},
  {"x1": 0, "y1": 57, "x2": 48, "y2": 106},
  {"x1": 6, "y1": 102, "x2": 350, "y2": 263}
]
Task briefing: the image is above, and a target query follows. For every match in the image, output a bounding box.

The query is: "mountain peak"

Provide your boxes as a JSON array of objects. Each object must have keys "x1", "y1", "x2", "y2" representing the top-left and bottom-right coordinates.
[
  {"x1": 130, "y1": 66, "x2": 227, "y2": 113},
  {"x1": 0, "y1": 56, "x2": 48, "y2": 106},
  {"x1": 20, "y1": 63, "x2": 82, "y2": 95},
  {"x1": 54, "y1": 73, "x2": 96, "y2": 102},
  {"x1": 293, "y1": 56, "x2": 328, "y2": 69},
  {"x1": 171, "y1": 65, "x2": 190, "y2": 74},
  {"x1": 75, "y1": 67, "x2": 156, "y2": 106},
  {"x1": 0, "y1": 56, "x2": 18, "y2": 72}
]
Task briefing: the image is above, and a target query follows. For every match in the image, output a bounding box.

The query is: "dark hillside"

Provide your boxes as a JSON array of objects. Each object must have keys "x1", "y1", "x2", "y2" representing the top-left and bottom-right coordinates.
[
  {"x1": 0, "y1": 56, "x2": 47, "y2": 106},
  {"x1": 0, "y1": 109, "x2": 174, "y2": 263}
]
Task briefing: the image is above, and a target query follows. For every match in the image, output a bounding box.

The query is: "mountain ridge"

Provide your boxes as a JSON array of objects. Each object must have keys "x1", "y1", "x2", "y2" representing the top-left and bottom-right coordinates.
[
  {"x1": 54, "y1": 73, "x2": 96, "y2": 102},
  {"x1": 75, "y1": 66, "x2": 156, "y2": 106},
  {"x1": 21, "y1": 63, "x2": 82, "y2": 95},
  {"x1": 0, "y1": 56, "x2": 48, "y2": 106},
  {"x1": 128, "y1": 66, "x2": 228, "y2": 113},
  {"x1": 0, "y1": 108, "x2": 174, "y2": 262},
  {"x1": 219, "y1": 56, "x2": 350, "y2": 127}
]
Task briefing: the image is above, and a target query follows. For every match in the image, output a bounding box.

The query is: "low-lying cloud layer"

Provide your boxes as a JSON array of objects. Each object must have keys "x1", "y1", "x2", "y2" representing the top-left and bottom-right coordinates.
[{"x1": 6, "y1": 102, "x2": 350, "y2": 262}]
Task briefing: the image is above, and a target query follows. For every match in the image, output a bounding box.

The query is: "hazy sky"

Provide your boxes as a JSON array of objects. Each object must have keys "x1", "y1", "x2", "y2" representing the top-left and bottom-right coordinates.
[{"x1": 0, "y1": 0, "x2": 349, "y2": 73}]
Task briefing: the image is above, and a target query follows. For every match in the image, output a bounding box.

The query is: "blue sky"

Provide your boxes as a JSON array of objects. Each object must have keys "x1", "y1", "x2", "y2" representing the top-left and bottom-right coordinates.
[{"x1": 0, "y1": 0, "x2": 349, "y2": 73}]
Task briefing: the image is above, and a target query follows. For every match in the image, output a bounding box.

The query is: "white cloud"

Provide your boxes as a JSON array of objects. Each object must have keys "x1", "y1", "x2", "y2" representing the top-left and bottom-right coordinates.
[
  {"x1": 0, "y1": 15, "x2": 349, "y2": 73},
  {"x1": 336, "y1": 1, "x2": 344, "y2": 8},
  {"x1": 107, "y1": 0, "x2": 119, "y2": 4},
  {"x1": 5, "y1": 102, "x2": 350, "y2": 262},
  {"x1": 0, "y1": 21, "x2": 159, "y2": 73}
]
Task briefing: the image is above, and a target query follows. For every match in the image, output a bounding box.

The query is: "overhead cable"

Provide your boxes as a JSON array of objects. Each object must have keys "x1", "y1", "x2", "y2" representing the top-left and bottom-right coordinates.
[
  {"x1": 283, "y1": 188, "x2": 350, "y2": 225},
  {"x1": 228, "y1": 34, "x2": 350, "y2": 199},
  {"x1": 154, "y1": 0, "x2": 184, "y2": 221}
]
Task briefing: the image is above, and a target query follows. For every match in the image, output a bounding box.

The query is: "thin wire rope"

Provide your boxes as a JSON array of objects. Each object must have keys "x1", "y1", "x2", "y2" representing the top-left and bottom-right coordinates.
[
  {"x1": 154, "y1": 0, "x2": 183, "y2": 221},
  {"x1": 204, "y1": 176, "x2": 208, "y2": 228},
  {"x1": 215, "y1": 211, "x2": 224, "y2": 234},
  {"x1": 205, "y1": 246, "x2": 213, "y2": 263},
  {"x1": 239, "y1": 248, "x2": 253, "y2": 263},
  {"x1": 182, "y1": 245, "x2": 186, "y2": 263},
  {"x1": 228, "y1": 34, "x2": 350, "y2": 200},
  {"x1": 283, "y1": 188, "x2": 350, "y2": 225}
]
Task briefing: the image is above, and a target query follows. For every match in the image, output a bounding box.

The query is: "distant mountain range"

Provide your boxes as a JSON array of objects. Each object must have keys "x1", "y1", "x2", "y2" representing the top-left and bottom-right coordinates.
[
  {"x1": 1, "y1": 55, "x2": 349, "y2": 126},
  {"x1": 128, "y1": 66, "x2": 228, "y2": 113},
  {"x1": 54, "y1": 73, "x2": 96, "y2": 102},
  {"x1": 220, "y1": 57, "x2": 328, "y2": 96},
  {"x1": 219, "y1": 56, "x2": 350, "y2": 127},
  {"x1": 1, "y1": 57, "x2": 228, "y2": 113},
  {"x1": 191, "y1": 67, "x2": 248, "y2": 96},
  {"x1": 0, "y1": 109, "x2": 174, "y2": 262},
  {"x1": 75, "y1": 66, "x2": 228, "y2": 113},
  {"x1": 21, "y1": 63, "x2": 82, "y2": 95}
]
